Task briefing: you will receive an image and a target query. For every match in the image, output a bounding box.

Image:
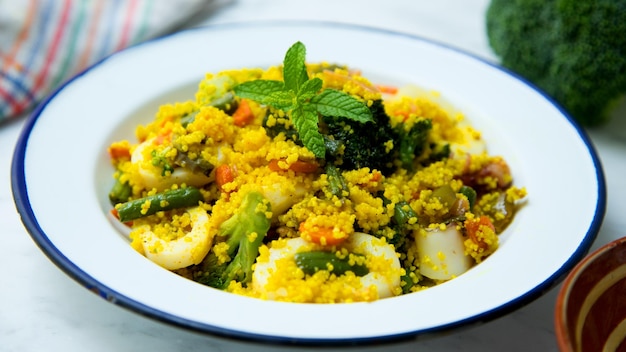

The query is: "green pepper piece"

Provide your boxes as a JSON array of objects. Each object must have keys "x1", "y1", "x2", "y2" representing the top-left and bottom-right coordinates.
[
  {"x1": 459, "y1": 185, "x2": 477, "y2": 209},
  {"x1": 432, "y1": 184, "x2": 457, "y2": 210}
]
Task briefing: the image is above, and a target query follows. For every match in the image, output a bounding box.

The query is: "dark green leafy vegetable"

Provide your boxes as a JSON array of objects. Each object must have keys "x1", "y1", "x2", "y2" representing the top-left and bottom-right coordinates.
[
  {"x1": 324, "y1": 99, "x2": 398, "y2": 175},
  {"x1": 396, "y1": 118, "x2": 432, "y2": 171},
  {"x1": 116, "y1": 187, "x2": 203, "y2": 222},
  {"x1": 295, "y1": 251, "x2": 369, "y2": 276}
]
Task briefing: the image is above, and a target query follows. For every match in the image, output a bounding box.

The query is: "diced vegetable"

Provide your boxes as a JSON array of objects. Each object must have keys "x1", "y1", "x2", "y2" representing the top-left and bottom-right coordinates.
[
  {"x1": 459, "y1": 185, "x2": 477, "y2": 209},
  {"x1": 232, "y1": 99, "x2": 255, "y2": 126},
  {"x1": 415, "y1": 224, "x2": 473, "y2": 280},
  {"x1": 215, "y1": 164, "x2": 235, "y2": 191}
]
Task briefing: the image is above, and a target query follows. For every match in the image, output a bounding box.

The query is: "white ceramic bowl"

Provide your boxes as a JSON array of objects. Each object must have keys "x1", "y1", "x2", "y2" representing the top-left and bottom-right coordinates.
[{"x1": 11, "y1": 22, "x2": 605, "y2": 346}]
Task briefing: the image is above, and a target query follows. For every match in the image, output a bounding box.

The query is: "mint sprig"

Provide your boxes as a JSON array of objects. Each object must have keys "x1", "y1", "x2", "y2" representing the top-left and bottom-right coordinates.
[{"x1": 232, "y1": 41, "x2": 373, "y2": 158}]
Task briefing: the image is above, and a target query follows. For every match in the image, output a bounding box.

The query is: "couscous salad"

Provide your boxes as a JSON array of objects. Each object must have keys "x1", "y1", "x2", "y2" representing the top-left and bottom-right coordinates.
[{"x1": 106, "y1": 42, "x2": 526, "y2": 303}]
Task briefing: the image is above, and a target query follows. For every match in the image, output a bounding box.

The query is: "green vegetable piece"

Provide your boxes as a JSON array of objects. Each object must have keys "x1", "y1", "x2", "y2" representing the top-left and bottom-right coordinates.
[
  {"x1": 396, "y1": 118, "x2": 432, "y2": 171},
  {"x1": 108, "y1": 178, "x2": 132, "y2": 205},
  {"x1": 393, "y1": 200, "x2": 418, "y2": 229},
  {"x1": 295, "y1": 251, "x2": 369, "y2": 277},
  {"x1": 195, "y1": 192, "x2": 271, "y2": 289},
  {"x1": 459, "y1": 185, "x2": 477, "y2": 209},
  {"x1": 323, "y1": 99, "x2": 397, "y2": 175},
  {"x1": 431, "y1": 184, "x2": 457, "y2": 211},
  {"x1": 325, "y1": 163, "x2": 349, "y2": 199},
  {"x1": 116, "y1": 187, "x2": 203, "y2": 222},
  {"x1": 174, "y1": 152, "x2": 213, "y2": 176},
  {"x1": 233, "y1": 41, "x2": 373, "y2": 158}
]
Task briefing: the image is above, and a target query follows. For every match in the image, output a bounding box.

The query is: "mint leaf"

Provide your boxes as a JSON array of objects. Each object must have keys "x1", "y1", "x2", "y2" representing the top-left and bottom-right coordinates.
[
  {"x1": 266, "y1": 90, "x2": 296, "y2": 111},
  {"x1": 232, "y1": 41, "x2": 375, "y2": 159},
  {"x1": 291, "y1": 104, "x2": 325, "y2": 158},
  {"x1": 233, "y1": 80, "x2": 285, "y2": 105},
  {"x1": 297, "y1": 78, "x2": 323, "y2": 102},
  {"x1": 283, "y1": 42, "x2": 308, "y2": 93},
  {"x1": 311, "y1": 89, "x2": 373, "y2": 123}
]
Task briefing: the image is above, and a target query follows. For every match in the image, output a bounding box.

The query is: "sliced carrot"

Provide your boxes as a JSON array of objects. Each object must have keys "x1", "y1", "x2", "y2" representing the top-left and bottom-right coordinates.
[
  {"x1": 370, "y1": 170, "x2": 382, "y2": 183},
  {"x1": 232, "y1": 99, "x2": 255, "y2": 127},
  {"x1": 153, "y1": 128, "x2": 173, "y2": 145},
  {"x1": 215, "y1": 164, "x2": 235, "y2": 191},
  {"x1": 107, "y1": 141, "x2": 131, "y2": 160},
  {"x1": 464, "y1": 215, "x2": 495, "y2": 249},
  {"x1": 268, "y1": 159, "x2": 319, "y2": 173},
  {"x1": 299, "y1": 221, "x2": 348, "y2": 246},
  {"x1": 376, "y1": 84, "x2": 398, "y2": 94}
]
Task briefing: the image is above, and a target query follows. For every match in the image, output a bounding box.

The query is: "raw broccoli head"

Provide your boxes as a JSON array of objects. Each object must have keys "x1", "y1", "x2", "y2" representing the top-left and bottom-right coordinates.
[{"x1": 486, "y1": 0, "x2": 626, "y2": 126}]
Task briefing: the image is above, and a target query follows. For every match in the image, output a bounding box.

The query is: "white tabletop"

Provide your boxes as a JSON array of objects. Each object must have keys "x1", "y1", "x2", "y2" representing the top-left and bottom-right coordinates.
[{"x1": 2, "y1": 1, "x2": 625, "y2": 351}]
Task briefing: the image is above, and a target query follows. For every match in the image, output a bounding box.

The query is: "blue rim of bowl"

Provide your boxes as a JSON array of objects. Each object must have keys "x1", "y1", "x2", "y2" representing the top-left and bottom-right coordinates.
[{"x1": 10, "y1": 21, "x2": 607, "y2": 347}]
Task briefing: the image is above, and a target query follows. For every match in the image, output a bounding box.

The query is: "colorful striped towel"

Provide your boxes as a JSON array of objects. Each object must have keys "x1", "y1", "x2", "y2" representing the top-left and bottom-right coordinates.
[{"x1": 0, "y1": 0, "x2": 212, "y2": 124}]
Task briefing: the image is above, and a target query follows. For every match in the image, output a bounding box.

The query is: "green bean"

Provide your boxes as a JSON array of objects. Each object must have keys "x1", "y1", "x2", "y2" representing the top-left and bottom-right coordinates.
[
  {"x1": 393, "y1": 200, "x2": 417, "y2": 228},
  {"x1": 325, "y1": 164, "x2": 349, "y2": 199},
  {"x1": 116, "y1": 187, "x2": 203, "y2": 222},
  {"x1": 174, "y1": 152, "x2": 214, "y2": 176},
  {"x1": 295, "y1": 251, "x2": 369, "y2": 276},
  {"x1": 108, "y1": 178, "x2": 132, "y2": 205}
]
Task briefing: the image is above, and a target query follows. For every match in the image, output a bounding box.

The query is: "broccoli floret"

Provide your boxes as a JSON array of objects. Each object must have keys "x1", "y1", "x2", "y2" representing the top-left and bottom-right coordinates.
[
  {"x1": 323, "y1": 100, "x2": 398, "y2": 175},
  {"x1": 262, "y1": 108, "x2": 300, "y2": 142},
  {"x1": 396, "y1": 118, "x2": 433, "y2": 171},
  {"x1": 486, "y1": 0, "x2": 626, "y2": 126},
  {"x1": 195, "y1": 192, "x2": 271, "y2": 289}
]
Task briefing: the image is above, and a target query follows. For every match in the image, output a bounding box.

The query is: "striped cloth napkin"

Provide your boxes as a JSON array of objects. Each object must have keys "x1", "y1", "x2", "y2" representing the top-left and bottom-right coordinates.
[{"x1": 0, "y1": 0, "x2": 212, "y2": 124}]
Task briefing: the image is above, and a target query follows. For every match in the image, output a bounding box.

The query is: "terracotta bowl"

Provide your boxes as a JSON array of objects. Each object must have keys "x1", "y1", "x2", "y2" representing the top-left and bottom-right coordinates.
[{"x1": 555, "y1": 236, "x2": 626, "y2": 352}]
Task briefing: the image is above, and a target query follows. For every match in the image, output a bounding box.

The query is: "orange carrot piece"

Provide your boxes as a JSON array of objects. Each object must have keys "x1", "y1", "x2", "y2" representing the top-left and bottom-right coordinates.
[
  {"x1": 232, "y1": 99, "x2": 255, "y2": 126},
  {"x1": 376, "y1": 84, "x2": 398, "y2": 94},
  {"x1": 215, "y1": 164, "x2": 235, "y2": 191},
  {"x1": 107, "y1": 141, "x2": 131, "y2": 160},
  {"x1": 299, "y1": 221, "x2": 348, "y2": 246},
  {"x1": 465, "y1": 215, "x2": 495, "y2": 249}
]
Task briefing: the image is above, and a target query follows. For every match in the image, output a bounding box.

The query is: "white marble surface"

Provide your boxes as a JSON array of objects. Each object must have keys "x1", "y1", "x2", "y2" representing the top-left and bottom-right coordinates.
[{"x1": 2, "y1": 1, "x2": 625, "y2": 351}]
